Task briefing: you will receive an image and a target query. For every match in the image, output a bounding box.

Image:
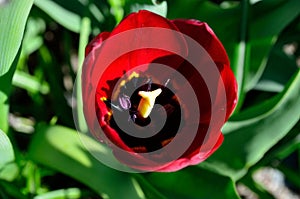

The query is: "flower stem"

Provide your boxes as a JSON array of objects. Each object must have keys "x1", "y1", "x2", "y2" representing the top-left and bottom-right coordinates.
[{"x1": 76, "y1": 17, "x2": 91, "y2": 133}]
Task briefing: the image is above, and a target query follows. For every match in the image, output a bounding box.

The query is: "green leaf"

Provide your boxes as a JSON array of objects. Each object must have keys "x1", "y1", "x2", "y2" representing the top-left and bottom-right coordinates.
[
  {"x1": 0, "y1": 47, "x2": 20, "y2": 132},
  {"x1": 76, "y1": 17, "x2": 91, "y2": 133},
  {"x1": 255, "y1": 22, "x2": 300, "y2": 93},
  {"x1": 108, "y1": 0, "x2": 125, "y2": 23},
  {"x1": 205, "y1": 70, "x2": 300, "y2": 180},
  {"x1": 246, "y1": 0, "x2": 300, "y2": 91},
  {"x1": 278, "y1": 164, "x2": 300, "y2": 189},
  {"x1": 0, "y1": 180, "x2": 27, "y2": 199},
  {"x1": 125, "y1": 0, "x2": 167, "y2": 17},
  {"x1": 22, "y1": 17, "x2": 46, "y2": 56},
  {"x1": 33, "y1": 188, "x2": 82, "y2": 199},
  {"x1": 34, "y1": 0, "x2": 81, "y2": 33},
  {"x1": 0, "y1": 163, "x2": 19, "y2": 182},
  {"x1": 133, "y1": 174, "x2": 167, "y2": 199},
  {"x1": 33, "y1": 0, "x2": 109, "y2": 34},
  {"x1": 167, "y1": 0, "x2": 240, "y2": 70},
  {"x1": 28, "y1": 124, "x2": 144, "y2": 199},
  {"x1": 167, "y1": 0, "x2": 300, "y2": 110},
  {"x1": 242, "y1": 118, "x2": 300, "y2": 173},
  {"x1": 239, "y1": 172, "x2": 274, "y2": 199},
  {"x1": 38, "y1": 46, "x2": 73, "y2": 127},
  {"x1": 276, "y1": 127, "x2": 300, "y2": 160},
  {"x1": 0, "y1": 129, "x2": 14, "y2": 169},
  {"x1": 144, "y1": 166, "x2": 240, "y2": 199},
  {"x1": 0, "y1": 0, "x2": 33, "y2": 76},
  {"x1": 12, "y1": 70, "x2": 50, "y2": 94}
]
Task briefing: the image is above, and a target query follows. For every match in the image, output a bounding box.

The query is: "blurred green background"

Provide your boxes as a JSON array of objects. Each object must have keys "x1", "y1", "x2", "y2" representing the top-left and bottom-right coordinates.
[{"x1": 0, "y1": 0, "x2": 299, "y2": 198}]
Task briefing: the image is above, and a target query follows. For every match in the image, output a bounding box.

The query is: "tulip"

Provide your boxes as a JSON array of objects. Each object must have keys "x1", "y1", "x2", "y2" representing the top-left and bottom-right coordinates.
[{"x1": 82, "y1": 10, "x2": 237, "y2": 172}]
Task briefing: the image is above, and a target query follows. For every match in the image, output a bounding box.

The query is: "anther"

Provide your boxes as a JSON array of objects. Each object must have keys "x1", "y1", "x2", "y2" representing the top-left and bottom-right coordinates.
[
  {"x1": 119, "y1": 94, "x2": 131, "y2": 110},
  {"x1": 164, "y1": 79, "x2": 170, "y2": 87},
  {"x1": 101, "y1": 97, "x2": 123, "y2": 112},
  {"x1": 146, "y1": 77, "x2": 152, "y2": 91}
]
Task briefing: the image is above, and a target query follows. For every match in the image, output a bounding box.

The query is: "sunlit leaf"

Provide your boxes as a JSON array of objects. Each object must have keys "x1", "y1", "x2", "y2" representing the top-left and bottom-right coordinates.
[
  {"x1": 34, "y1": 0, "x2": 81, "y2": 33},
  {"x1": 205, "y1": 70, "x2": 300, "y2": 180},
  {"x1": 246, "y1": 0, "x2": 300, "y2": 91},
  {"x1": 76, "y1": 17, "x2": 91, "y2": 133},
  {"x1": 12, "y1": 70, "x2": 49, "y2": 94},
  {"x1": 144, "y1": 166, "x2": 240, "y2": 199},
  {"x1": 124, "y1": 0, "x2": 167, "y2": 17},
  {"x1": 255, "y1": 23, "x2": 300, "y2": 92},
  {"x1": 22, "y1": 17, "x2": 46, "y2": 56},
  {"x1": 0, "y1": 180, "x2": 27, "y2": 199},
  {"x1": 0, "y1": 49, "x2": 20, "y2": 133},
  {"x1": 0, "y1": 163, "x2": 19, "y2": 181},
  {"x1": 33, "y1": 188, "x2": 81, "y2": 199},
  {"x1": 0, "y1": 129, "x2": 14, "y2": 169},
  {"x1": 0, "y1": 0, "x2": 33, "y2": 76},
  {"x1": 28, "y1": 124, "x2": 144, "y2": 199},
  {"x1": 167, "y1": 0, "x2": 300, "y2": 109}
]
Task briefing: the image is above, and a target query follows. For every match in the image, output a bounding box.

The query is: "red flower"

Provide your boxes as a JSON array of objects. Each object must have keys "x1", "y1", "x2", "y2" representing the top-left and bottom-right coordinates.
[{"x1": 82, "y1": 10, "x2": 237, "y2": 172}]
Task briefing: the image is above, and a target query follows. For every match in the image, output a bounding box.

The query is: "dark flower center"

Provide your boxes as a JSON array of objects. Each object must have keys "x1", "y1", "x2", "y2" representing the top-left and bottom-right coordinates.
[{"x1": 101, "y1": 73, "x2": 182, "y2": 153}]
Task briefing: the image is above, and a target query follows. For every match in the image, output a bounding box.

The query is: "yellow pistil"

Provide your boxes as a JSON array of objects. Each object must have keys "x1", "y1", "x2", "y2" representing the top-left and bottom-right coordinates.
[{"x1": 137, "y1": 88, "x2": 162, "y2": 118}]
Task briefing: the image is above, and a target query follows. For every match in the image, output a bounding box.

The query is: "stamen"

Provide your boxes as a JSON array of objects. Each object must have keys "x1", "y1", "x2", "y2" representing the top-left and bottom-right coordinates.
[
  {"x1": 146, "y1": 77, "x2": 152, "y2": 91},
  {"x1": 119, "y1": 80, "x2": 127, "y2": 89},
  {"x1": 101, "y1": 97, "x2": 123, "y2": 112},
  {"x1": 137, "y1": 88, "x2": 162, "y2": 118},
  {"x1": 119, "y1": 94, "x2": 131, "y2": 110},
  {"x1": 132, "y1": 77, "x2": 138, "y2": 88},
  {"x1": 129, "y1": 72, "x2": 139, "y2": 79},
  {"x1": 131, "y1": 114, "x2": 137, "y2": 122},
  {"x1": 164, "y1": 78, "x2": 170, "y2": 87}
]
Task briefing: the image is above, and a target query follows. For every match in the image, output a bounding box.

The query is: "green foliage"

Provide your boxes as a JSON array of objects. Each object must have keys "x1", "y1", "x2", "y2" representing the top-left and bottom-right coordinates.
[
  {"x1": 205, "y1": 70, "x2": 300, "y2": 180},
  {"x1": 124, "y1": 0, "x2": 167, "y2": 17},
  {"x1": 0, "y1": 0, "x2": 299, "y2": 198},
  {"x1": 0, "y1": 129, "x2": 14, "y2": 169},
  {"x1": 28, "y1": 124, "x2": 143, "y2": 199},
  {"x1": 144, "y1": 167, "x2": 240, "y2": 199},
  {"x1": 0, "y1": 0, "x2": 33, "y2": 76},
  {"x1": 0, "y1": 0, "x2": 33, "y2": 132}
]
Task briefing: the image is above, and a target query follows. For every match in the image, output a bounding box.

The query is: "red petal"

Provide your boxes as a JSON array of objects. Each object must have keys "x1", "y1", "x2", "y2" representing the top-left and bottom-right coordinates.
[
  {"x1": 157, "y1": 132, "x2": 224, "y2": 172},
  {"x1": 85, "y1": 32, "x2": 110, "y2": 57},
  {"x1": 83, "y1": 10, "x2": 187, "y2": 151},
  {"x1": 217, "y1": 63, "x2": 238, "y2": 120},
  {"x1": 111, "y1": 130, "x2": 224, "y2": 172},
  {"x1": 110, "y1": 10, "x2": 178, "y2": 36},
  {"x1": 172, "y1": 19, "x2": 229, "y2": 65},
  {"x1": 95, "y1": 10, "x2": 187, "y2": 98},
  {"x1": 82, "y1": 32, "x2": 110, "y2": 135},
  {"x1": 171, "y1": 19, "x2": 237, "y2": 122}
]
